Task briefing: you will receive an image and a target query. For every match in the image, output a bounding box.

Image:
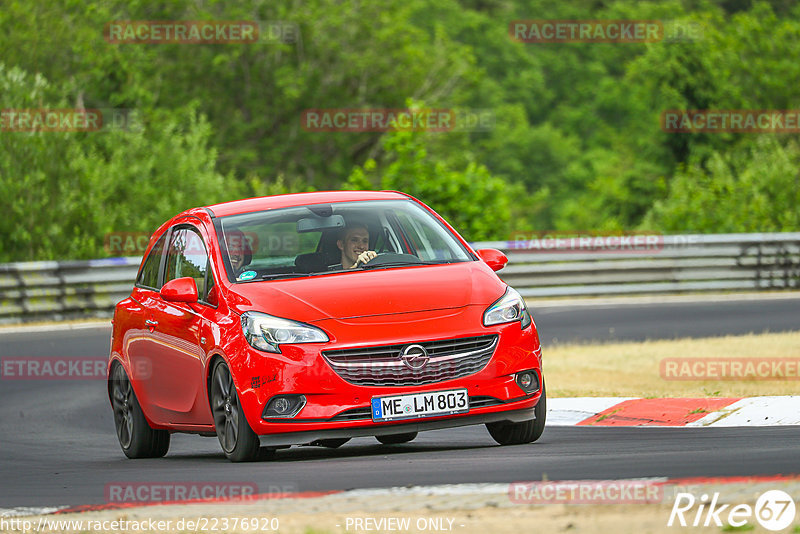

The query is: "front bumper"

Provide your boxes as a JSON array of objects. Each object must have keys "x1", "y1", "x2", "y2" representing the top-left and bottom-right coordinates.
[
  {"x1": 232, "y1": 306, "x2": 543, "y2": 437},
  {"x1": 257, "y1": 405, "x2": 537, "y2": 447}
]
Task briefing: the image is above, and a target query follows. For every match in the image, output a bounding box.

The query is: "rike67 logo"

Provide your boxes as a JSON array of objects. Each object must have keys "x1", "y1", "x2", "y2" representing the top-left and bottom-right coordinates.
[{"x1": 669, "y1": 490, "x2": 796, "y2": 531}]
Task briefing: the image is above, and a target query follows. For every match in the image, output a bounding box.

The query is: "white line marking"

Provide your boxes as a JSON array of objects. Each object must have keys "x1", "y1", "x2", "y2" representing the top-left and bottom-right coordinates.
[{"x1": 0, "y1": 321, "x2": 111, "y2": 335}]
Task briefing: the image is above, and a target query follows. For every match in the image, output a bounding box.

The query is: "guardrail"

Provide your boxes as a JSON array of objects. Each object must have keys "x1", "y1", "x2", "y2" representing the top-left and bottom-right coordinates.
[
  {"x1": 474, "y1": 232, "x2": 800, "y2": 298},
  {"x1": 1, "y1": 233, "x2": 799, "y2": 324},
  {"x1": 0, "y1": 258, "x2": 141, "y2": 324}
]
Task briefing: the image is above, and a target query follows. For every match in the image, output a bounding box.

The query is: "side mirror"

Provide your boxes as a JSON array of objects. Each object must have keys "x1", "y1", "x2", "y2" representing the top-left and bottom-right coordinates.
[
  {"x1": 160, "y1": 277, "x2": 199, "y2": 303},
  {"x1": 476, "y1": 249, "x2": 508, "y2": 272}
]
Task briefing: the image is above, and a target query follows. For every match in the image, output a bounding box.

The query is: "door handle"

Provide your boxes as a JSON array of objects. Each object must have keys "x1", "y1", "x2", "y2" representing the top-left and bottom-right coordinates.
[{"x1": 145, "y1": 319, "x2": 159, "y2": 327}]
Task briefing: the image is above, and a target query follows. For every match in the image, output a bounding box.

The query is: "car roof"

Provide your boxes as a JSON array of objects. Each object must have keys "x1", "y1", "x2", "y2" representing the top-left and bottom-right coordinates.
[{"x1": 205, "y1": 191, "x2": 411, "y2": 217}]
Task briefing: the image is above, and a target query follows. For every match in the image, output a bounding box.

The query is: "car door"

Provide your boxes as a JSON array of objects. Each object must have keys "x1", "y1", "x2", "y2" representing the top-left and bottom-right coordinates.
[
  {"x1": 138, "y1": 224, "x2": 217, "y2": 425},
  {"x1": 125, "y1": 231, "x2": 169, "y2": 423}
]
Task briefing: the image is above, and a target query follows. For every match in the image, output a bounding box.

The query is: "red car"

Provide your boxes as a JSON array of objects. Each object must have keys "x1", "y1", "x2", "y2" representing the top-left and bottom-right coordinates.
[{"x1": 108, "y1": 191, "x2": 545, "y2": 462}]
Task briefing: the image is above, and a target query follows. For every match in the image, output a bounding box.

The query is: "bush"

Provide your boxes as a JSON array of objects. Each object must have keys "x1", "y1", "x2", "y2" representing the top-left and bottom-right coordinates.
[
  {"x1": 345, "y1": 129, "x2": 524, "y2": 241},
  {"x1": 0, "y1": 64, "x2": 237, "y2": 261}
]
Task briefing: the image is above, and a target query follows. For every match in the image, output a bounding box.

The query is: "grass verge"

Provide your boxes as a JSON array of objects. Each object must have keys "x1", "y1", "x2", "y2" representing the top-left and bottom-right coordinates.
[{"x1": 544, "y1": 332, "x2": 800, "y2": 397}]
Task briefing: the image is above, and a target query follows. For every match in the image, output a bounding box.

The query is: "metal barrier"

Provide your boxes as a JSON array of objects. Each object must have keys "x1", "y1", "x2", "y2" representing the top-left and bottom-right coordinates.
[
  {"x1": 473, "y1": 232, "x2": 800, "y2": 298},
  {"x1": 1, "y1": 233, "x2": 799, "y2": 324},
  {"x1": 0, "y1": 257, "x2": 140, "y2": 324}
]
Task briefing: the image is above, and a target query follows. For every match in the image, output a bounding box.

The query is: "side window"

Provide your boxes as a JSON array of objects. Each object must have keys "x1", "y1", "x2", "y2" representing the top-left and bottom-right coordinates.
[
  {"x1": 137, "y1": 233, "x2": 167, "y2": 289},
  {"x1": 164, "y1": 227, "x2": 216, "y2": 304}
]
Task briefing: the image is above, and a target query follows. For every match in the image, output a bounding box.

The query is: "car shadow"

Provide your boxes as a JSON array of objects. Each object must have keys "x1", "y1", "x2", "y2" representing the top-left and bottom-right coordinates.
[
  {"x1": 159, "y1": 440, "x2": 500, "y2": 463},
  {"x1": 270, "y1": 441, "x2": 497, "y2": 462}
]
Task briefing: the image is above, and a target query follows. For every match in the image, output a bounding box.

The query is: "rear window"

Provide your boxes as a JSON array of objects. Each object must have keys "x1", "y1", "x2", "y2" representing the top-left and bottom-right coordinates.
[{"x1": 136, "y1": 233, "x2": 167, "y2": 289}]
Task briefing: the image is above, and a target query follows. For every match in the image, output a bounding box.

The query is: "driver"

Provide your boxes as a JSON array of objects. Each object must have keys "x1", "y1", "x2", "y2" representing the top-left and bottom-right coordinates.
[
  {"x1": 226, "y1": 229, "x2": 252, "y2": 275},
  {"x1": 337, "y1": 223, "x2": 377, "y2": 269}
]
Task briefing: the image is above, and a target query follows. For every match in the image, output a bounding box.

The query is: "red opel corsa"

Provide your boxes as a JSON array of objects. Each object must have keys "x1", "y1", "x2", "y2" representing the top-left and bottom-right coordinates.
[{"x1": 108, "y1": 191, "x2": 545, "y2": 461}]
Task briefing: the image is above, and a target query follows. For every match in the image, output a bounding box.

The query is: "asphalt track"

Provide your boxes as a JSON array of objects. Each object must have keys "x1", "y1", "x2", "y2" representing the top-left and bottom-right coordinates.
[
  {"x1": 1, "y1": 296, "x2": 799, "y2": 508},
  {"x1": 531, "y1": 294, "x2": 800, "y2": 344}
]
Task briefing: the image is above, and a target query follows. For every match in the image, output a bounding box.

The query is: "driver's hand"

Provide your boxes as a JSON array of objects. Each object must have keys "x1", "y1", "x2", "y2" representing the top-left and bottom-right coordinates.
[{"x1": 351, "y1": 250, "x2": 377, "y2": 268}]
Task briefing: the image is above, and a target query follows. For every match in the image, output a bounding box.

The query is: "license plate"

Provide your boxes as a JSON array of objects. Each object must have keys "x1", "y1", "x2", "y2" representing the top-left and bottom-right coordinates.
[{"x1": 371, "y1": 388, "x2": 469, "y2": 422}]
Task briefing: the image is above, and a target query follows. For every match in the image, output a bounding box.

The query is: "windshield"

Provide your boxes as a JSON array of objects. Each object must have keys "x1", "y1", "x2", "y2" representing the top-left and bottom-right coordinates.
[{"x1": 216, "y1": 199, "x2": 474, "y2": 282}]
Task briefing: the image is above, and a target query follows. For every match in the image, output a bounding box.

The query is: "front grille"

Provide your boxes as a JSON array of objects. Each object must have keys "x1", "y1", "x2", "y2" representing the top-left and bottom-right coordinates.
[{"x1": 322, "y1": 335, "x2": 498, "y2": 387}]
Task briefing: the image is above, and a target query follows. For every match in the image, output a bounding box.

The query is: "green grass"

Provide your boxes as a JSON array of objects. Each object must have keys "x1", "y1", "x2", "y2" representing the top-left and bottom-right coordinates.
[
  {"x1": 721, "y1": 523, "x2": 754, "y2": 531},
  {"x1": 545, "y1": 332, "x2": 800, "y2": 397}
]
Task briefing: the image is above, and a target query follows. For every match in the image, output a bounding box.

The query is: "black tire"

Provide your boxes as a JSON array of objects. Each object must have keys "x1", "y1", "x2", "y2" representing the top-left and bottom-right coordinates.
[
  {"x1": 312, "y1": 438, "x2": 351, "y2": 448},
  {"x1": 486, "y1": 382, "x2": 546, "y2": 445},
  {"x1": 211, "y1": 360, "x2": 261, "y2": 462},
  {"x1": 376, "y1": 432, "x2": 418, "y2": 445},
  {"x1": 110, "y1": 364, "x2": 170, "y2": 459}
]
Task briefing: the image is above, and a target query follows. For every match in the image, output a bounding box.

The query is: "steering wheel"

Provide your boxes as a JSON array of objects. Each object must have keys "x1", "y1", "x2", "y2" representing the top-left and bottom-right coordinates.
[{"x1": 361, "y1": 252, "x2": 421, "y2": 267}]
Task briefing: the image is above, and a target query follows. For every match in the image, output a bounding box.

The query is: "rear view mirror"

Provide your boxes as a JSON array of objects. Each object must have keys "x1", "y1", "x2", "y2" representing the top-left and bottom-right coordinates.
[{"x1": 297, "y1": 214, "x2": 345, "y2": 233}]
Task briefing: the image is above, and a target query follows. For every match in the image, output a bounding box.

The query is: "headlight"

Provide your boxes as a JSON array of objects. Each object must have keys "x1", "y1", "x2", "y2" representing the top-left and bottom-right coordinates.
[
  {"x1": 483, "y1": 287, "x2": 532, "y2": 329},
  {"x1": 240, "y1": 311, "x2": 329, "y2": 353}
]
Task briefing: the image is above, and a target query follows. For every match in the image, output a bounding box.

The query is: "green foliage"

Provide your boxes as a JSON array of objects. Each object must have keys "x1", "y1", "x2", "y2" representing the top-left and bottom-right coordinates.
[
  {"x1": 0, "y1": 64, "x2": 234, "y2": 261},
  {"x1": 1, "y1": 0, "x2": 799, "y2": 261},
  {"x1": 345, "y1": 129, "x2": 524, "y2": 241},
  {"x1": 721, "y1": 522, "x2": 755, "y2": 531},
  {"x1": 645, "y1": 137, "x2": 800, "y2": 233}
]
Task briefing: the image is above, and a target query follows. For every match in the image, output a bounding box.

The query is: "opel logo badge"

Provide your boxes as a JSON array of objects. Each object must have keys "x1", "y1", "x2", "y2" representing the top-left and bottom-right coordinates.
[{"x1": 400, "y1": 344, "x2": 429, "y2": 370}]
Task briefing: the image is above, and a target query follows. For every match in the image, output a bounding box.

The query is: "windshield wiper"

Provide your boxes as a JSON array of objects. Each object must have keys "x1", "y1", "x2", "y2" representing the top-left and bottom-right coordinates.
[
  {"x1": 359, "y1": 260, "x2": 457, "y2": 270},
  {"x1": 250, "y1": 260, "x2": 463, "y2": 279},
  {"x1": 255, "y1": 272, "x2": 332, "y2": 281}
]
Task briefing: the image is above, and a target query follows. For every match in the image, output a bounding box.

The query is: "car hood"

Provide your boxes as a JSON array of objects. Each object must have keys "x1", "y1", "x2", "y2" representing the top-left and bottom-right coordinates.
[{"x1": 226, "y1": 262, "x2": 505, "y2": 323}]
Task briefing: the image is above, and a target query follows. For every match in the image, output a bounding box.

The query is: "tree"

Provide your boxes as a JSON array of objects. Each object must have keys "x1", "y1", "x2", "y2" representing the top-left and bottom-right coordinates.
[
  {"x1": 645, "y1": 137, "x2": 800, "y2": 233},
  {"x1": 345, "y1": 128, "x2": 526, "y2": 241},
  {"x1": 0, "y1": 64, "x2": 235, "y2": 261}
]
